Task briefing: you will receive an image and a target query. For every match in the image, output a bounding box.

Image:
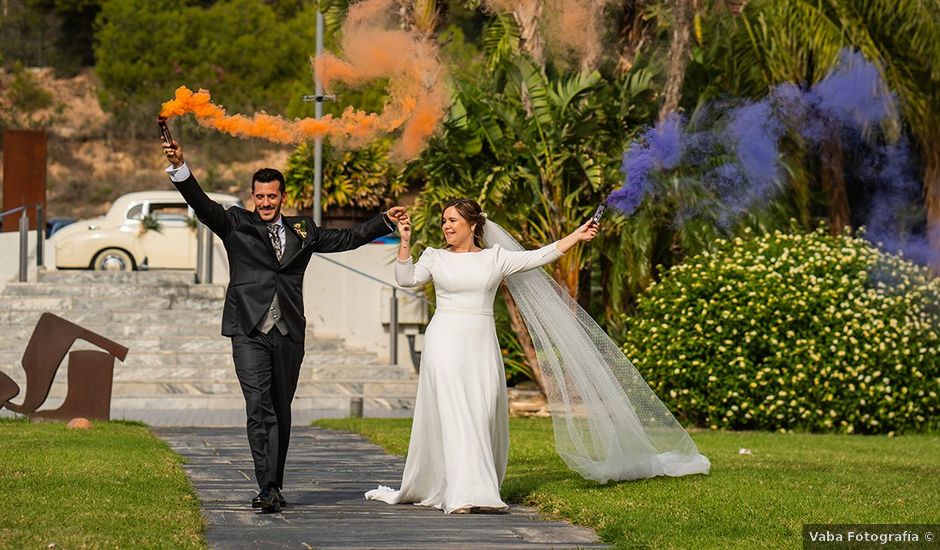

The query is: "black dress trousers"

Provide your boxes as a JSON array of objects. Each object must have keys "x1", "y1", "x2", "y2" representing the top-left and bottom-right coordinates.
[{"x1": 231, "y1": 328, "x2": 304, "y2": 490}]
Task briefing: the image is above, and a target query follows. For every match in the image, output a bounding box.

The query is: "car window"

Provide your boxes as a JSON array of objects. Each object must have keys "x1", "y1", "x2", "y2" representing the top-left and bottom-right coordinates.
[
  {"x1": 149, "y1": 202, "x2": 190, "y2": 223},
  {"x1": 126, "y1": 203, "x2": 144, "y2": 221}
]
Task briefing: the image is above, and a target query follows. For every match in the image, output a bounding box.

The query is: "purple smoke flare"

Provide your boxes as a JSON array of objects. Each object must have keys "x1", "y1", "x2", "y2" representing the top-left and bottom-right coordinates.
[{"x1": 610, "y1": 113, "x2": 685, "y2": 215}]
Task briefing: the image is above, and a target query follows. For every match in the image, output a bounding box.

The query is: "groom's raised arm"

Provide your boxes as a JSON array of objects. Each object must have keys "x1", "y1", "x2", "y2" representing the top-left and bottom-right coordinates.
[
  {"x1": 164, "y1": 141, "x2": 234, "y2": 239},
  {"x1": 312, "y1": 214, "x2": 393, "y2": 253}
]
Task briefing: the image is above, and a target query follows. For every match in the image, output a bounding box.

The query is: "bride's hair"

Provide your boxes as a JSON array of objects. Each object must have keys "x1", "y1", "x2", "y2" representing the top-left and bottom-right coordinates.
[{"x1": 441, "y1": 198, "x2": 486, "y2": 248}]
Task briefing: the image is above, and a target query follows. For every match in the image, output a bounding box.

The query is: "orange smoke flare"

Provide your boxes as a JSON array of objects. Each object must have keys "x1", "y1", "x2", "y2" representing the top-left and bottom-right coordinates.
[{"x1": 159, "y1": 0, "x2": 448, "y2": 160}]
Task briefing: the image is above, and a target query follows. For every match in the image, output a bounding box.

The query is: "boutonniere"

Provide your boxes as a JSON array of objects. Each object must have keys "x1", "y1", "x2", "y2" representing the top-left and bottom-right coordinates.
[{"x1": 293, "y1": 220, "x2": 309, "y2": 240}]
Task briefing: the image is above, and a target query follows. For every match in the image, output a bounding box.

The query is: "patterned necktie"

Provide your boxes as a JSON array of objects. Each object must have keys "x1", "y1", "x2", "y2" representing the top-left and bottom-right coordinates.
[{"x1": 267, "y1": 223, "x2": 283, "y2": 261}]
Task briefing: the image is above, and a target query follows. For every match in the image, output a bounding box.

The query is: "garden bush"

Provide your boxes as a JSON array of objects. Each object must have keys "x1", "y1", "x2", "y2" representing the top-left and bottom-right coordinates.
[{"x1": 621, "y1": 225, "x2": 939, "y2": 434}]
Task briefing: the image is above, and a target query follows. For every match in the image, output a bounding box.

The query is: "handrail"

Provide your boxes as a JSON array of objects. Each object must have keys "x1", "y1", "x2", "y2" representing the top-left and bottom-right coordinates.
[
  {"x1": 2, "y1": 203, "x2": 44, "y2": 281},
  {"x1": 0, "y1": 203, "x2": 37, "y2": 219},
  {"x1": 312, "y1": 252, "x2": 429, "y2": 303}
]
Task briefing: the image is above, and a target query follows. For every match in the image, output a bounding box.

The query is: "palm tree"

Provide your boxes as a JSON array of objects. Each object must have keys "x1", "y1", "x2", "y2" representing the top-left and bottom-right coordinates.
[
  {"x1": 704, "y1": 0, "x2": 940, "y2": 267},
  {"x1": 511, "y1": 0, "x2": 545, "y2": 68},
  {"x1": 660, "y1": 0, "x2": 695, "y2": 119}
]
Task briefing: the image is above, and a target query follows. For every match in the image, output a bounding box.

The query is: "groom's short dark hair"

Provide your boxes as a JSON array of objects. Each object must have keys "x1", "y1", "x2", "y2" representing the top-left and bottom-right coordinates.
[{"x1": 251, "y1": 168, "x2": 286, "y2": 194}]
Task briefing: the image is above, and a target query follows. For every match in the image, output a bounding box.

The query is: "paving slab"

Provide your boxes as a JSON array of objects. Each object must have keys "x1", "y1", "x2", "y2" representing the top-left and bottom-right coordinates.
[{"x1": 155, "y1": 427, "x2": 608, "y2": 550}]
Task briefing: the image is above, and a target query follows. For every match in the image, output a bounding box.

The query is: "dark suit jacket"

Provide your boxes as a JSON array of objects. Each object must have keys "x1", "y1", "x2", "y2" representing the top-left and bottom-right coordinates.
[{"x1": 173, "y1": 173, "x2": 392, "y2": 342}]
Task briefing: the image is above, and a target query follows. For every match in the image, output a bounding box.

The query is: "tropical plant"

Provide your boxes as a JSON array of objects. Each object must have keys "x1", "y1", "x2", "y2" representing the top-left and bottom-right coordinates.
[{"x1": 284, "y1": 140, "x2": 406, "y2": 213}]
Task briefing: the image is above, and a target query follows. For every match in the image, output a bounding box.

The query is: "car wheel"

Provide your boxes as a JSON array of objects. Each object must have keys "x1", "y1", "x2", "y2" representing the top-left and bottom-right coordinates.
[{"x1": 92, "y1": 248, "x2": 135, "y2": 271}]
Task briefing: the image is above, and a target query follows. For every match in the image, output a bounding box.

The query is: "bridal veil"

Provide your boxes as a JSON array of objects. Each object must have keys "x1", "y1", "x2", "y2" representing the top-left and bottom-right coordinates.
[{"x1": 483, "y1": 221, "x2": 710, "y2": 483}]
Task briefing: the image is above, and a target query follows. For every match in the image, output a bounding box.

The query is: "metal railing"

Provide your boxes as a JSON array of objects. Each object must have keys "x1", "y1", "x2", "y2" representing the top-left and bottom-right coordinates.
[
  {"x1": 195, "y1": 222, "x2": 215, "y2": 284},
  {"x1": 312, "y1": 252, "x2": 429, "y2": 366},
  {"x1": 0, "y1": 203, "x2": 44, "y2": 282}
]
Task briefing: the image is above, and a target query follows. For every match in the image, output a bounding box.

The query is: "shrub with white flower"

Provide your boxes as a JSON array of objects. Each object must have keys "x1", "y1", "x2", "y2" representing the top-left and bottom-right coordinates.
[{"x1": 621, "y1": 225, "x2": 940, "y2": 434}]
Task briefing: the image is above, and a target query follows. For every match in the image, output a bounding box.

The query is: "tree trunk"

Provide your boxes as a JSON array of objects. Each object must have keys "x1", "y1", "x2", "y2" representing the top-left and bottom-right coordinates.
[
  {"x1": 513, "y1": 0, "x2": 544, "y2": 69},
  {"x1": 554, "y1": 244, "x2": 582, "y2": 298},
  {"x1": 925, "y1": 144, "x2": 940, "y2": 275},
  {"x1": 659, "y1": 0, "x2": 693, "y2": 120},
  {"x1": 820, "y1": 132, "x2": 851, "y2": 234},
  {"x1": 399, "y1": 0, "x2": 437, "y2": 37},
  {"x1": 500, "y1": 285, "x2": 546, "y2": 394},
  {"x1": 577, "y1": 0, "x2": 602, "y2": 74}
]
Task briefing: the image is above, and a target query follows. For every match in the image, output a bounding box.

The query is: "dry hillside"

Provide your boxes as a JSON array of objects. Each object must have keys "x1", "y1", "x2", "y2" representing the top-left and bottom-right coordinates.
[{"x1": 0, "y1": 67, "x2": 295, "y2": 220}]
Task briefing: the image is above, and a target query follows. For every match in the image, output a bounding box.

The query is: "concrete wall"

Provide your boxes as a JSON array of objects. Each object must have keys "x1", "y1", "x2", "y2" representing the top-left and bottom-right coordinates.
[
  {"x1": 303, "y1": 244, "x2": 428, "y2": 369},
  {"x1": 0, "y1": 230, "x2": 429, "y2": 370},
  {"x1": 0, "y1": 230, "x2": 44, "y2": 291}
]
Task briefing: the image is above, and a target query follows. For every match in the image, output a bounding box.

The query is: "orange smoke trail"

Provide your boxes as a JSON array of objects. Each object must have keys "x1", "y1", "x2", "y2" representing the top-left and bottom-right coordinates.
[{"x1": 159, "y1": 0, "x2": 448, "y2": 159}]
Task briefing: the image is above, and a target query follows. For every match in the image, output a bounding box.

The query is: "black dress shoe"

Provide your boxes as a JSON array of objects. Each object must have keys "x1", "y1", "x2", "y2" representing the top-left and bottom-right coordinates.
[{"x1": 255, "y1": 487, "x2": 281, "y2": 513}]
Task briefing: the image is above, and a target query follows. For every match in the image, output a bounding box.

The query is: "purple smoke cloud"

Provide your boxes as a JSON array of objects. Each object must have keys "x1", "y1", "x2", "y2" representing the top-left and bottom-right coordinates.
[
  {"x1": 606, "y1": 47, "x2": 934, "y2": 266},
  {"x1": 609, "y1": 113, "x2": 684, "y2": 215}
]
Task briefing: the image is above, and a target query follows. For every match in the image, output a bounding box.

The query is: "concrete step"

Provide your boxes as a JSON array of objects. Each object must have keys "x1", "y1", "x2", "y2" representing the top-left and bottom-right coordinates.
[
  {"x1": 0, "y1": 322, "x2": 224, "y2": 338},
  {"x1": 37, "y1": 270, "x2": 200, "y2": 285},
  {"x1": 0, "y1": 309, "x2": 223, "y2": 325},
  {"x1": 2, "y1": 365, "x2": 416, "y2": 385},
  {"x1": 14, "y1": 379, "x2": 418, "y2": 398},
  {"x1": 1, "y1": 296, "x2": 222, "y2": 311},
  {"x1": 0, "y1": 350, "x2": 382, "y2": 369},
  {"x1": 1, "y1": 405, "x2": 413, "y2": 426},
  {"x1": 103, "y1": 395, "x2": 416, "y2": 412},
  {"x1": 0, "y1": 335, "x2": 356, "y2": 354},
  {"x1": 3, "y1": 282, "x2": 226, "y2": 299},
  {"x1": 0, "y1": 325, "x2": 359, "y2": 347}
]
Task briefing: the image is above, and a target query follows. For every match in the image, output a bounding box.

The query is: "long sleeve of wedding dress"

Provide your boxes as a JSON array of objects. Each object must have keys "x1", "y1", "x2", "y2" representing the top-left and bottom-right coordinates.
[
  {"x1": 395, "y1": 248, "x2": 434, "y2": 288},
  {"x1": 494, "y1": 242, "x2": 562, "y2": 276}
]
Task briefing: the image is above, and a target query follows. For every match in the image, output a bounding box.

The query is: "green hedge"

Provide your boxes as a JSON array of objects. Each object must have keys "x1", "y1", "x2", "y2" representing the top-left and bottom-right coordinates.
[{"x1": 621, "y1": 225, "x2": 940, "y2": 434}]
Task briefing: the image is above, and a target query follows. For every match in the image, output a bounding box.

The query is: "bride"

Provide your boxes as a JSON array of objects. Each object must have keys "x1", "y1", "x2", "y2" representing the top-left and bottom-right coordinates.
[{"x1": 366, "y1": 199, "x2": 709, "y2": 514}]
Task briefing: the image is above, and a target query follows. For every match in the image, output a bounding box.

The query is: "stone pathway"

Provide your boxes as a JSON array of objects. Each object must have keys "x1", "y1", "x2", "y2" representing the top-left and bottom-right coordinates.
[{"x1": 156, "y1": 427, "x2": 607, "y2": 549}]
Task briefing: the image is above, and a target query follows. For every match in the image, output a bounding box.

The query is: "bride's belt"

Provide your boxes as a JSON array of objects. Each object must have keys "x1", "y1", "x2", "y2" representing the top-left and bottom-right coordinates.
[{"x1": 434, "y1": 306, "x2": 494, "y2": 316}]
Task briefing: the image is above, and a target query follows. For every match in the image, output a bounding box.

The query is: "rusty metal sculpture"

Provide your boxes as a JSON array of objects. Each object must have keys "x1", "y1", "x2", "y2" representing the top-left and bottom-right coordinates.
[{"x1": 0, "y1": 313, "x2": 128, "y2": 421}]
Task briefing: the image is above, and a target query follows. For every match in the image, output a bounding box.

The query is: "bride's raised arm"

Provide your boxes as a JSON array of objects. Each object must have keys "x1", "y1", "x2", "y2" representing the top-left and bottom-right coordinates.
[
  {"x1": 395, "y1": 212, "x2": 433, "y2": 287},
  {"x1": 495, "y1": 220, "x2": 598, "y2": 277}
]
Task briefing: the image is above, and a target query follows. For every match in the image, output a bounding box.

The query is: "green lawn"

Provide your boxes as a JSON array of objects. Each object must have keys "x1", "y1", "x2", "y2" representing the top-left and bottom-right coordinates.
[
  {"x1": 316, "y1": 417, "x2": 940, "y2": 549},
  {"x1": 0, "y1": 419, "x2": 203, "y2": 549}
]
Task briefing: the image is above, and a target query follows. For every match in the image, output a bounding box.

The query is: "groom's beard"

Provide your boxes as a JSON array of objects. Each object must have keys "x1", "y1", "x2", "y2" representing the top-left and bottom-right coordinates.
[{"x1": 258, "y1": 205, "x2": 281, "y2": 221}]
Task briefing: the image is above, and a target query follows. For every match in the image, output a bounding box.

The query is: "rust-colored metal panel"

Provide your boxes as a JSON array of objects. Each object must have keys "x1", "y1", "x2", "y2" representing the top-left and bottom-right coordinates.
[
  {"x1": 0, "y1": 313, "x2": 129, "y2": 421},
  {"x1": 2, "y1": 129, "x2": 47, "y2": 232},
  {"x1": 31, "y1": 351, "x2": 116, "y2": 421}
]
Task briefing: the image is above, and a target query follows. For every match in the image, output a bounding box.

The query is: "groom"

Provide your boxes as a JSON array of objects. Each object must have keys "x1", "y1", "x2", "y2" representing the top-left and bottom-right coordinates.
[{"x1": 163, "y1": 140, "x2": 406, "y2": 512}]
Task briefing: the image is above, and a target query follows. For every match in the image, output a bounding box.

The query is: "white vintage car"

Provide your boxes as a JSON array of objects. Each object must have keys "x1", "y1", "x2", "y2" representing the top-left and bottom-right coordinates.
[{"x1": 54, "y1": 190, "x2": 242, "y2": 271}]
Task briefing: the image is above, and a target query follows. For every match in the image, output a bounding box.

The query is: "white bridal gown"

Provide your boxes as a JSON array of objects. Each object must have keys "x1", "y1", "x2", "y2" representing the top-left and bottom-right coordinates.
[{"x1": 365, "y1": 242, "x2": 563, "y2": 513}]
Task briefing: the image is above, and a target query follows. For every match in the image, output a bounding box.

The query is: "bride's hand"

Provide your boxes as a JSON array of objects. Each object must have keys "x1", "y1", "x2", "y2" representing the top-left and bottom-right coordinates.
[
  {"x1": 575, "y1": 220, "x2": 599, "y2": 242},
  {"x1": 398, "y1": 218, "x2": 412, "y2": 243}
]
